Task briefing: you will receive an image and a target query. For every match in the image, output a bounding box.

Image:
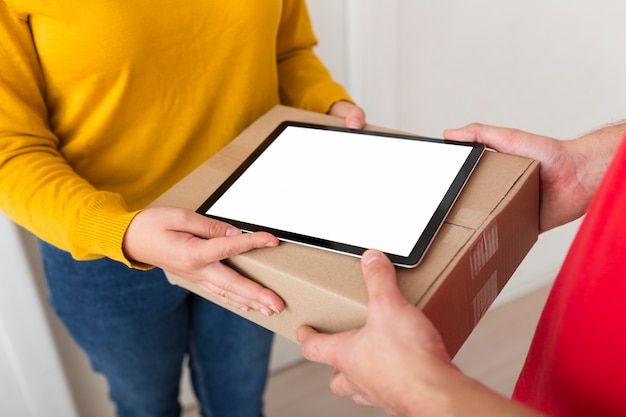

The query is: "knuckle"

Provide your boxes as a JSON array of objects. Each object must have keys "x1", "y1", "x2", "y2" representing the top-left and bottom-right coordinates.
[
  {"x1": 214, "y1": 288, "x2": 230, "y2": 300},
  {"x1": 206, "y1": 220, "x2": 226, "y2": 237},
  {"x1": 198, "y1": 281, "x2": 228, "y2": 299},
  {"x1": 468, "y1": 122, "x2": 485, "y2": 129},
  {"x1": 221, "y1": 241, "x2": 241, "y2": 258},
  {"x1": 219, "y1": 280, "x2": 238, "y2": 297}
]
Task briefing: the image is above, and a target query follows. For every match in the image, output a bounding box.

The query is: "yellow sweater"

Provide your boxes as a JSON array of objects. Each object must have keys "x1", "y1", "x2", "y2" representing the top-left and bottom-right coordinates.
[{"x1": 0, "y1": 0, "x2": 351, "y2": 265}]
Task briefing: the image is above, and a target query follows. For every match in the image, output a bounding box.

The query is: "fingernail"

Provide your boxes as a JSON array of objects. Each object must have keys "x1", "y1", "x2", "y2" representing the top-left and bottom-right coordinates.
[
  {"x1": 226, "y1": 227, "x2": 240, "y2": 237},
  {"x1": 259, "y1": 307, "x2": 272, "y2": 317},
  {"x1": 362, "y1": 250, "x2": 381, "y2": 266},
  {"x1": 251, "y1": 302, "x2": 274, "y2": 317},
  {"x1": 269, "y1": 305, "x2": 281, "y2": 315},
  {"x1": 266, "y1": 240, "x2": 279, "y2": 248}
]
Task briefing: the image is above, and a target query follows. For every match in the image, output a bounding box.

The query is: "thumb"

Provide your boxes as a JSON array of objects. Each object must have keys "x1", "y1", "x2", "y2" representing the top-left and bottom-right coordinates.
[
  {"x1": 444, "y1": 123, "x2": 535, "y2": 158},
  {"x1": 443, "y1": 125, "x2": 480, "y2": 142},
  {"x1": 185, "y1": 211, "x2": 242, "y2": 240},
  {"x1": 360, "y1": 250, "x2": 405, "y2": 307}
]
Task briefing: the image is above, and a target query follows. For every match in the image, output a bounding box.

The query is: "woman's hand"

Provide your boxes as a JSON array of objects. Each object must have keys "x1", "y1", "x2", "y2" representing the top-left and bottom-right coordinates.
[
  {"x1": 329, "y1": 100, "x2": 366, "y2": 129},
  {"x1": 123, "y1": 207, "x2": 284, "y2": 316}
]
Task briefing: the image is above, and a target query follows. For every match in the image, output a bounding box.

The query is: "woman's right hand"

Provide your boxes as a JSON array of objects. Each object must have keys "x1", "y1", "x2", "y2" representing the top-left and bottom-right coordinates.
[{"x1": 123, "y1": 206, "x2": 284, "y2": 316}]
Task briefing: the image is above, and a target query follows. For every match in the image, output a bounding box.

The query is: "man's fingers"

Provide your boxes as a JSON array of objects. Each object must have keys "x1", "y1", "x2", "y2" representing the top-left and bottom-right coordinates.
[
  {"x1": 298, "y1": 325, "x2": 351, "y2": 367},
  {"x1": 296, "y1": 325, "x2": 318, "y2": 345}
]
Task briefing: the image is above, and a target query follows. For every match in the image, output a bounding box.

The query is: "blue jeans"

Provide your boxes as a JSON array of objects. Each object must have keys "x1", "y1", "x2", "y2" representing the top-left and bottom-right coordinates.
[{"x1": 39, "y1": 241, "x2": 274, "y2": 417}]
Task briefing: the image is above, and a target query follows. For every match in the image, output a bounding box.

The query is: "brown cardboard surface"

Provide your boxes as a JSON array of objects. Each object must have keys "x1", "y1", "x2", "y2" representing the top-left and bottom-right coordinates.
[{"x1": 150, "y1": 105, "x2": 539, "y2": 356}]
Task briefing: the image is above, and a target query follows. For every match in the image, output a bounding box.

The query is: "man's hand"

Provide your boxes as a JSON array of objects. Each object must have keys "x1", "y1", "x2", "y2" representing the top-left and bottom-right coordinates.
[
  {"x1": 297, "y1": 250, "x2": 452, "y2": 416},
  {"x1": 444, "y1": 123, "x2": 624, "y2": 232},
  {"x1": 297, "y1": 249, "x2": 547, "y2": 417}
]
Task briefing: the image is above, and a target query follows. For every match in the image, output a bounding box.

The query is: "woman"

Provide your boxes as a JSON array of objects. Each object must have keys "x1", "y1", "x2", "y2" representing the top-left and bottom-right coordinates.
[{"x1": 0, "y1": 1, "x2": 365, "y2": 416}]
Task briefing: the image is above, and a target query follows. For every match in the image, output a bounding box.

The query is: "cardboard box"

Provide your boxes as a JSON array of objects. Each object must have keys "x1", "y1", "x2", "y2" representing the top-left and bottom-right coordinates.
[{"x1": 150, "y1": 105, "x2": 539, "y2": 356}]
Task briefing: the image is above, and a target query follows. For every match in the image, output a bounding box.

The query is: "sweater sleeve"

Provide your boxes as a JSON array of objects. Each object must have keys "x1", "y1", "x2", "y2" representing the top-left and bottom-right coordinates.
[
  {"x1": 276, "y1": 0, "x2": 354, "y2": 113},
  {"x1": 0, "y1": 3, "x2": 141, "y2": 266}
]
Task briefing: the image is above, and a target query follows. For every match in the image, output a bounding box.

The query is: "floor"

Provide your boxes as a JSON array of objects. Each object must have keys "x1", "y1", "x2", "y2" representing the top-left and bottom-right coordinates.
[{"x1": 183, "y1": 284, "x2": 551, "y2": 417}]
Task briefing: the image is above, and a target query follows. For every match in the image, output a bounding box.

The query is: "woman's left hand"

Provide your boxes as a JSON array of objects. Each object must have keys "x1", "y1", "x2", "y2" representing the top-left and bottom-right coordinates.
[{"x1": 329, "y1": 101, "x2": 366, "y2": 129}]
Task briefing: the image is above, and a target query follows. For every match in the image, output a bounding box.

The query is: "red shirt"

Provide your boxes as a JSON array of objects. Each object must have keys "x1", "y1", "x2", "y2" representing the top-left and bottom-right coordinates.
[{"x1": 513, "y1": 136, "x2": 626, "y2": 416}]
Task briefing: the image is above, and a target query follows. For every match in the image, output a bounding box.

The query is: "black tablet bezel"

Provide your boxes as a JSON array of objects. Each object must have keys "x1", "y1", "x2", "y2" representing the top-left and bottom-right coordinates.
[{"x1": 196, "y1": 121, "x2": 485, "y2": 267}]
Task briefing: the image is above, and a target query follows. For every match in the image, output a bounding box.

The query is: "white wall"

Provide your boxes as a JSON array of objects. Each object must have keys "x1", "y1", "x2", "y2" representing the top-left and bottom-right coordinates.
[
  {"x1": 0, "y1": 215, "x2": 78, "y2": 417},
  {"x1": 2, "y1": 1, "x2": 626, "y2": 415},
  {"x1": 309, "y1": 0, "x2": 626, "y2": 303},
  {"x1": 335, "y1": 0, "x2": 626, "y2": 137}
]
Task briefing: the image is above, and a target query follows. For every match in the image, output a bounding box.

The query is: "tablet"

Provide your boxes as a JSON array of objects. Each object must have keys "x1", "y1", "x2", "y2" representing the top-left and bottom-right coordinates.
[{"x1": 197, "y1": 121, "x2": 485, "y2": 267}]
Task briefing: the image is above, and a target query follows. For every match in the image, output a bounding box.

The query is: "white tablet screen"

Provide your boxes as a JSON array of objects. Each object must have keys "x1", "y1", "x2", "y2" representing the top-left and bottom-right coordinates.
[{"x1": 198, "y1": 122, "x2": 484, "y2": 267}]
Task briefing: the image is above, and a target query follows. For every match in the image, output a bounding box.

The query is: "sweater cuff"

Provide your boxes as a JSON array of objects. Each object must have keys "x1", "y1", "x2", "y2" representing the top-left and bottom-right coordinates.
[{"x1": 72, "y1": 193, "x2": 151, "y2": 269}]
